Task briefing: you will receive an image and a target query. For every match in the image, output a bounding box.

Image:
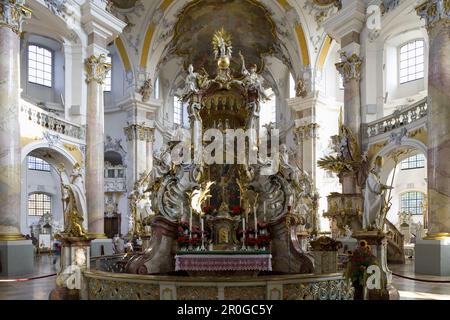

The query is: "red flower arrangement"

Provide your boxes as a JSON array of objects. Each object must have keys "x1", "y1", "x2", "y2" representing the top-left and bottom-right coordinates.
[
  {"x1": 344, "y1": 240, "x2": 378, "y2": 287},
  {"x1": 231, "y1": 205, "x2": 245, "y2": 216}
]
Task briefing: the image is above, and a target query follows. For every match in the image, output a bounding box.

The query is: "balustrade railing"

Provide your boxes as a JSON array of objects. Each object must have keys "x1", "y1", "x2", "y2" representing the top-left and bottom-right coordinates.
[
  {"x1": 365, "y1": 97, "x2": 427, "y2": 139},
  {"x1": 20, "y1": 100, "x2": 85, "y2": 140}
]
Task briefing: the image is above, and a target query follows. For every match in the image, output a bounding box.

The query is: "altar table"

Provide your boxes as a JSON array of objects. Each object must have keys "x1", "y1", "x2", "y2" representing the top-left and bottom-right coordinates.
[{"x1": 175, "y1": 252, "x2": 272, "y2": 272}]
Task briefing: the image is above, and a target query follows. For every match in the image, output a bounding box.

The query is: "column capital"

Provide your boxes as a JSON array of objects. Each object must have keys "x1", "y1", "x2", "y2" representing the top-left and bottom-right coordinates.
[
  {"x1": 0, "y1": 0, "x2": 31, "y2": 35},
  {"x1": 335, "y1": 52, "x2": 363, "y2": 83},
  {"x1": 416, "y1": 0, "x2": 450, "y2": 31},
  {"x1": 124, "y1": 123, "x2": 154, "y2": 142},
  {"x1": 85, "y1": 54, "x2": 111, "y2": 84}
]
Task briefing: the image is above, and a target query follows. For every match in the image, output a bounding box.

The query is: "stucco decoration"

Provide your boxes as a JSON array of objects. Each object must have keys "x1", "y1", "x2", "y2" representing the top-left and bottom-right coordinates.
[{"x1": 166, "y1": 0, "x2": 280, "y2": 75}]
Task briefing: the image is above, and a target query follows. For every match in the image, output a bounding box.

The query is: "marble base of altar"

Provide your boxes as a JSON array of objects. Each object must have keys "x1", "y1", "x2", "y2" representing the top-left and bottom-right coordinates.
[{"x1": 175, "y1": 252, "x2": 272, "y2": 277}]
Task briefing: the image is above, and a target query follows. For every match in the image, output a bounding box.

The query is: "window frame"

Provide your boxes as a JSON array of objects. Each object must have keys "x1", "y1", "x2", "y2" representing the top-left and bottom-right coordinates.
[
  {"x1": 398, "y1": 39, "x2": 425, "y2": 85},
  {"x1": 400, "y1": 191, "x2": 425, "y2": 216},
  {"x1": 27, "y1": 43, "x2": 54, "y2": 88},
  {"x1": 400, "y1": 154, "x2": 425, "y2": 170},
  {"x1": 27, "y1": 156, "x2": 51, "y2": 172},
  {"x1": 28, "y1": 192, "x2": 52, "y2": 216}
]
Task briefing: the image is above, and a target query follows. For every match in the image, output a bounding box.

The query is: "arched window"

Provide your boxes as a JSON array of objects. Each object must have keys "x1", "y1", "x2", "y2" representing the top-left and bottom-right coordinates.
[
  {"x1": 28, "y1": 44, "x2": 52, "y2": 87},
  {"x1": 401, "y1": 154, "x2": 425, "y2": 170},
  {"x1": 260, "y1": 88, "x2": 276, "y2": 129},
  {"x1": 27, "y1": 156, "x2": 51, "y2": 171},
  {"x1": 28, "y1": 193, "x2": 51, "y2": 216},
  {"x1": 400, "y1": 191, "x2": 425, "y2": 215},
  {"x1": 104, "y1": 55, "x2": 112, "y2": 92},
  {"x1": 399, "y1": 39, "x2": 424, "y2": 84}
]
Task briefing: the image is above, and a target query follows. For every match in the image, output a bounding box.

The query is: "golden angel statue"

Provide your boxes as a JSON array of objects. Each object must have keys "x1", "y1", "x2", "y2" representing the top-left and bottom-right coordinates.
[
  {"x1": 212, "y1": 28, "x2": 232, "y2": 59},
  {"x1": 189, "y1": 181, "x2": 215, "y2": 215}
]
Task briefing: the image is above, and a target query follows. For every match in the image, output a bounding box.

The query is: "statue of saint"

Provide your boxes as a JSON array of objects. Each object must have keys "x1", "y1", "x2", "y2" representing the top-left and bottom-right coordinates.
[
  {"x1": 239, "y1": 51, "x2": 269, "y2": 100},
  {"x1": 363, "y1": 156, "x2": 392, "y2": 229},
  {"x1": 58, "y1": 163, "x2": 88, "y2": 238},
  {"x1": 181, "y1": 64, "x2": 199, "y2": 100}
]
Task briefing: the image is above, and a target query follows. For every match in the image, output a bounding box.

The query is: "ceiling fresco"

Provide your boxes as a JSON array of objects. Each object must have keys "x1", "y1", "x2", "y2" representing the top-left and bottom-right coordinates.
[{"x1": 167, "y1": 0, "x2": 280, "y2": 75}]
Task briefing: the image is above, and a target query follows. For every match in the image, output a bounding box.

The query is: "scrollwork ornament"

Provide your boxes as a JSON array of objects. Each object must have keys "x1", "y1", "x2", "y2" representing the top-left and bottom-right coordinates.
[
  {"x1": 0, "y1": 0, "x2": 31, "y2": 35},
  {"x1": 85, "y1": 54, "x2": 111, "y2": 84},
  {"x1": 416, "y1": 0, "x2": 450, "y2": 31}
]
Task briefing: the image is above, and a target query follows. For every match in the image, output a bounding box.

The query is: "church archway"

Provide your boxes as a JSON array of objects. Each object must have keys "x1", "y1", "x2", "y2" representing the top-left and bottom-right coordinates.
[{"x1": 20, "y1": 141, "x2": 85, "y2": 241}]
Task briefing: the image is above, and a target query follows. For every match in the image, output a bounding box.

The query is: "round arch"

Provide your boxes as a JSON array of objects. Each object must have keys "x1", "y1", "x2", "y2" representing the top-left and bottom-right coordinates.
[
  {"x1": 20, "y1": 141, "x2": 84, "y2": 234},
  {"x1": 371, "y1": 137, "x2": 427, "y2": 184}
]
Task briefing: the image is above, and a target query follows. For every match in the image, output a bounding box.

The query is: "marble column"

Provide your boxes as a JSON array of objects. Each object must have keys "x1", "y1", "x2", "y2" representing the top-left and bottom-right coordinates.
[
  {"x1": 336, "y1": 50, "x2": 363, "y2": 194},
  {"x1": 85, "y1": 54, "x2": 111, "y2": 239},
  {"x1": 417, "y1": 1, "x2": 450, "y2": 238},
  {"x1": 0, "y1": 0, "x2": 31, "y2": 241},
  {"x1": 124, "y1": 124, "x2": 154, "y2": 184}
]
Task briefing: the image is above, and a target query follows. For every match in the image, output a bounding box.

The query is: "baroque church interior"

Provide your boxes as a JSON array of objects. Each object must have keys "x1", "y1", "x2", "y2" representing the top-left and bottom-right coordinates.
[{"x1": 1, "y1": 0, "x2": 450, "y2": 303}]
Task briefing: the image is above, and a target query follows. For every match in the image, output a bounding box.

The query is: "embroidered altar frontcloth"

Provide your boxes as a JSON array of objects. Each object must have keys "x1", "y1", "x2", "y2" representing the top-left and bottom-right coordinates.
[{"x1": 175, "y1": 253, "x2": 272, "y2": 272}]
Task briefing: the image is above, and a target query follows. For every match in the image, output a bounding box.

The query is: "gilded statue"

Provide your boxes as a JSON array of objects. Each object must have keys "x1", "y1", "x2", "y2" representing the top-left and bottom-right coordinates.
[
  {"x1": 59, "y1": 164, "x2": 88, "y2": 238},
  {"x1": 212, "y1": 28, "x2": 232, "y2": 59},
  {"x1": 189, "y1": 181, "x2": 215, "y2": 215}
]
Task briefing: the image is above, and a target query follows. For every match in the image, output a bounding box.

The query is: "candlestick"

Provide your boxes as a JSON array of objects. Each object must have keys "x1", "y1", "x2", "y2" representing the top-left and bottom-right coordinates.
[
  {"x1": 200, "y1": 217, "x2": 205, "y2": 250},
  {"x1": 242, "y1": 218, "x2": 246, "y2": 250}
]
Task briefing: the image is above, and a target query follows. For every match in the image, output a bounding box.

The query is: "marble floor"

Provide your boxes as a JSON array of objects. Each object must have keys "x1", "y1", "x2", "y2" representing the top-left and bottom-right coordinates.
[
  {"x1": 391, "y1": 259, "x2": 450, "y2": 300},
  {"x1": 0, "y1": 254, "x2": 58, "y2": 300},
  {"x1": 1, "y1": 255, "x2": 450, "y2": 300}
]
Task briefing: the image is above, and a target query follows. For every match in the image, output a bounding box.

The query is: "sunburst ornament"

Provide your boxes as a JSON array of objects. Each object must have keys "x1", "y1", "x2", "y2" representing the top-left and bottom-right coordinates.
[{"x1": 212, "y1": 28, "x2": 233, "y2": 60}]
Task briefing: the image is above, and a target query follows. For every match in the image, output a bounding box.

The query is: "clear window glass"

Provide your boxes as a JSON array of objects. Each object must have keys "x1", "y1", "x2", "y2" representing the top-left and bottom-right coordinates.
[
  {"x1": 399, "y1": 40, "x2": 424, "y2": 84},
  {"x1": 27, "y1": 156, "x2": 51, "y2": 171},
  {"x1": 28, "y1": 193, "x2": 51, "y2": 216},
  {"x1": 28, "y1": 45, "x2": 52, "y2": 87},
  {"x1": 260, "y1": 88, "x2": 276, "y2": 130},
  {"x1": 401, "y1": 154, "x2": 425, "y2": 170},
  {"x1": 400, "y1": 191, "x2": 425, "y2": 215}
]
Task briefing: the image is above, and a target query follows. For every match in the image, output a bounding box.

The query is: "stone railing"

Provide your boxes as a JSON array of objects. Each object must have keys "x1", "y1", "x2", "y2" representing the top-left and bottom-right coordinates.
[
  {"x1": 364, "y1": 97, "x2": 427, "y2": 139},
  {"x1": 20, "y1": 100, "x2": 85, "y2": 140},
  {"x1": 386, "y1": 219, "x2": 405, "y2": 264}
]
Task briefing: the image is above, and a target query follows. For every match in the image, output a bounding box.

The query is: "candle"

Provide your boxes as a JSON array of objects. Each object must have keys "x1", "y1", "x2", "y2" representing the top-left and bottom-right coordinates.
[
  {"x1": 189, "y1": 206, "x2": 193, "y2": 237},
  {"x1": 201, "y1": 217, "x2": 204, "y2": 233},
  {"x1": 263, "y1": 201, "x2": 266, "y2": 222},
  {"x1": 242, "y1": 218, "x2": 246, "y2": 233},
  {"x1": 254, "y1": 206, "x2": 258, "y2": 237}
]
